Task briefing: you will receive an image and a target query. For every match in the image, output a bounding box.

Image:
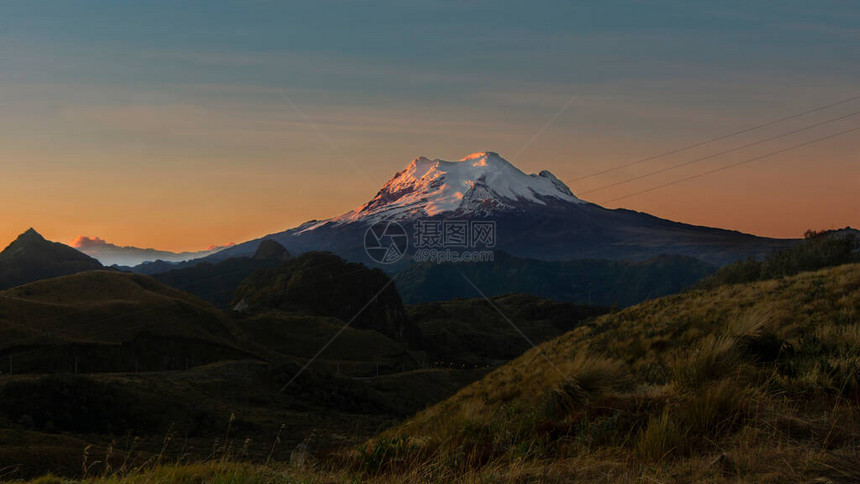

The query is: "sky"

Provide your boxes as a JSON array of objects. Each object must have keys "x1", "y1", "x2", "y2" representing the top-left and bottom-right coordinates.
[{"x1": 1, "y1": 0, "x2": 858, "y2": 251}]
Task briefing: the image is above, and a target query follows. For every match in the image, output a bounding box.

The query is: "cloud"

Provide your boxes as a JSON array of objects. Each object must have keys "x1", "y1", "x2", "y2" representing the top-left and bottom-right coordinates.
[
  {"x1": 206, "y1": 242, "x2": 235, "y2": 251},
  {"x1": 71, "y1": 235, "x2": 109, "y2": 248}
]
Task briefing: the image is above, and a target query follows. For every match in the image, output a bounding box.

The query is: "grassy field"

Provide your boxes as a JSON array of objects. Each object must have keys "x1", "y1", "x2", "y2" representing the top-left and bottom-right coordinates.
[
  {"x1": 360, "y1": 262, "x2": 860, "y2": 482},
  {"x1": 4, "y1": 263, "x2": 858, "y2": 482}
]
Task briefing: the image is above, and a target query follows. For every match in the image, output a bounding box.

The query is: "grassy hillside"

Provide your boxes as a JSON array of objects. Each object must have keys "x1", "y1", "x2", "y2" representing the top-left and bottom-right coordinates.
[
  {"x1": 0, "y1": 361, "x2": 494, "y2": 481},
  {"x1": 0, "y1": 271, "x2": 243, "y2": 345},
  {"x1": 13, "y1": 263, "x2": 859, "y2": 483},
  {"x1": 0, "y1": 271, "x2": 252, "y2": 373},
  {"x1": 235, "y1": 311, "x2": 422, "y2": 376},
  {"x1": 348, "y1": 263, "x2": 860, "y2": 482},
  {"x1": 697, "y1": 228, "x2": 858, "y2": 290}
]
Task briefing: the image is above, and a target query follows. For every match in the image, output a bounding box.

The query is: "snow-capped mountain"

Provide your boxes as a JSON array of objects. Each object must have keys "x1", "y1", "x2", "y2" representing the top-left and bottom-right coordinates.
[
  {"x1": 143, "y1": 151, "x2": 798, "y2": 270},
  {"x1": 333, "y1": 152, "x2": 583, "y2": 224}
]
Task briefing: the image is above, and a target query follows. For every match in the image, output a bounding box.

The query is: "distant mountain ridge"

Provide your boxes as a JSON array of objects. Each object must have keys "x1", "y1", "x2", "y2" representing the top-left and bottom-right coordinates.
[{"x1": 72, "y1": 235, "x2": 232, "y2": 266}]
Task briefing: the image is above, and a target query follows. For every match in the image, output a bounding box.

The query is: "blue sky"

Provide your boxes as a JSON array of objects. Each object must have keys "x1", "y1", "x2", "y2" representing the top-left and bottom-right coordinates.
[{"x1": 1, "y1": 1, "x2": 858, "y2": 248}]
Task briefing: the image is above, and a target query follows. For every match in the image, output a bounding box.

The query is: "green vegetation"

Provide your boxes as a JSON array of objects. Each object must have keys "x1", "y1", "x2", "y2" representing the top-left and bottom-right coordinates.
[
  {"x1": 0, "y1": 271, "x2": 253, "y2": 374},
  {"x1": 341, "y1": 262, "x2": 860, "y2": 482},
  {"x1": 151, "y1": 258, "x2": 283, "y2": 309},
  {"x1": 408, "y1": 294, "x2": 607, "y2": 366},
  {"x1": 233, "y1": 252, "x2": 417, "y2": 345},
  {"x1": 396, "y1": 252, "x2": 717, "y2": 306},
  {"x1": 149, "y1": 238, "x2": 291, "y2": 308},
  {"x1": 236, "y1": 311, "x2": 421, "y2": 376},
  {"x1": 697, "y1": 228, "x2": 858, "y2": 289},
  {"x1": 0, "y1": 256, "x2": 613, "y2": 481},
  {"x1": 5, "y1": 241, "x2": 859, "y2": 482}
]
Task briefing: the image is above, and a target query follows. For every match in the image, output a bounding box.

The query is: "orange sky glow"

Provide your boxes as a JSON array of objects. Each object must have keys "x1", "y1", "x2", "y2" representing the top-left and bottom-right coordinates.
[
  {"x1": 2, "y1": 3, "x2": 858, "y2": 252},
  {"x1": 2, "y1": 119, "x2": 857, "y2": 252}
]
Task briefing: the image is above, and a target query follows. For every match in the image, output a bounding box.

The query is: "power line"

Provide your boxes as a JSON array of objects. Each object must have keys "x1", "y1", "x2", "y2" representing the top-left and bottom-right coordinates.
[
  {"x1": 579, "y1": 109, "x2": 860, "y2": 196},
  {"x1": 572, "y1": 94, "x2": 860, "y2": 182},
  {"x1": 599, "y1": 126, "x2": 859, "y2": 205}
]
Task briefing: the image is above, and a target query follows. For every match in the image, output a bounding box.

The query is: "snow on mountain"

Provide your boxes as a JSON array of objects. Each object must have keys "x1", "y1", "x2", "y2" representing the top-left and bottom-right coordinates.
[
  {"x1": 332, "y1": 151, "x2": 584, "y2": 225},
  {"x1": 156, "y1": 150, "x2": 797, "y2": 270}
]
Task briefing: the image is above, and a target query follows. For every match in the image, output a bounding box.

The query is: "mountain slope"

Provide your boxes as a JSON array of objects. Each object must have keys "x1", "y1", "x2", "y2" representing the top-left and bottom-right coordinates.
[
  {"x1": 0, "y1": 229, "x2": 103, "y2": 290},
  {"x1": 232, "y1": 252, "x2": 417, "y2": 346},
  {"x1": 150, "y1": 239, "x2": 291, "y2": 308},
  {"x1": 0, "y1": 271, "x2": 251, "y2": 373},
  {"x1": 364, "y1": 263, "x2": 860, "y2": 482},
  {"x1": 335, "y1": 151, "x2": 584, "y2": 223},
  {"x1": 186, "y1": 151, "x2": 796, "y2": 269},
  {"x1": 396, "y1": 252, "x2": 716, "y2": 305},
  {"x1": 409, "y1": 293, "x2": 608, "y2": 366}
]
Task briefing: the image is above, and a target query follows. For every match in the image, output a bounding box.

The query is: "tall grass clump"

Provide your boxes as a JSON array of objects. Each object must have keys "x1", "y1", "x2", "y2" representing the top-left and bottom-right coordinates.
[
  {"x1": 544, "y1": 354, "x2": 631, "y2": 419},
  {"x1": 636, "y1": 411, "x2": 683, "y2": 462},
  {"x1": 679, "y1": 378, "x2": 748, "y2": 437},
  {"x1": 670, "y1": 334, "x2": 740, "y2": 389}
]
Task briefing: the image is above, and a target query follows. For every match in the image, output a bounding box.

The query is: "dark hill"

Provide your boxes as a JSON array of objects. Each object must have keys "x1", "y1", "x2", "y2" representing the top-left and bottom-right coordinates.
[
  {"x1": 232, "y1": 252, "x2": 417, "y2": 346},
  {"x1": 150, "y1": 239, "x2": 291, "y2": 308},
  {"x1": 253, "y1": 238, "x2": 291, "y2": 260},
  {"x1": 0, "y1": 271, "x2": 251, "y2": 373},
  {"x1": 0, "y1": 229, "x2": 103, "y2": 290},
  {"x1": 409, "y1": 293, "x2": 608, "y2": 365},
  {"x1": 396, "y1": 252, "x2": 716, "y2": 306}
]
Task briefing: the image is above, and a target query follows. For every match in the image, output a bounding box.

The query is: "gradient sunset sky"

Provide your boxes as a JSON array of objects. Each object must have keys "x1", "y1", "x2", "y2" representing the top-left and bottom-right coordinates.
[{"x1": 1, "y1": 1, "x2": 858, "y2": 251}]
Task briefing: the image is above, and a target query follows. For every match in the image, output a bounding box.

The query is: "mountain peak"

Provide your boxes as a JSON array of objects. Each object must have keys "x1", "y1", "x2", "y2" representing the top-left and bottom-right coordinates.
[
  {"x1": 335, "y1": 151, "x2": 583, "y2": 223},
  {"x1": 0, "y1": 229, "x2": 103, "y2": 290},
  {"x1": 460, "y1": 151, "x2": 501, "y2": 162},
  {"x1": 17, "y1": 228, "x2": 45, "y2": 242}
]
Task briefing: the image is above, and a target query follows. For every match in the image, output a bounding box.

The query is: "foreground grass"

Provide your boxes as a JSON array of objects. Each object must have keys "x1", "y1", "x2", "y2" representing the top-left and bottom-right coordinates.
[
  {"x1": 11, "y1": 263, "x2": 860, "y2": 483},
  {"x1": 356, "y1": 263, "x2": 860, "y2": 482},
  {"x1": 21, "y1": 462, "x2": 318, "y2": 484}
]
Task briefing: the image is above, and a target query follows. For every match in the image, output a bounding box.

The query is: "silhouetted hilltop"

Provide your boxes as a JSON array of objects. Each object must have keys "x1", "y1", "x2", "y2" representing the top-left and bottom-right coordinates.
[
  {"x1": 233, "y1": 252, "x2": 418, "y2": 345},
  {"x1": 253, "y1": 238, "x2": 291, "y2": 260},
  {"x1": 0, "y1": 228, "x2": 103, "y2": 290}
]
